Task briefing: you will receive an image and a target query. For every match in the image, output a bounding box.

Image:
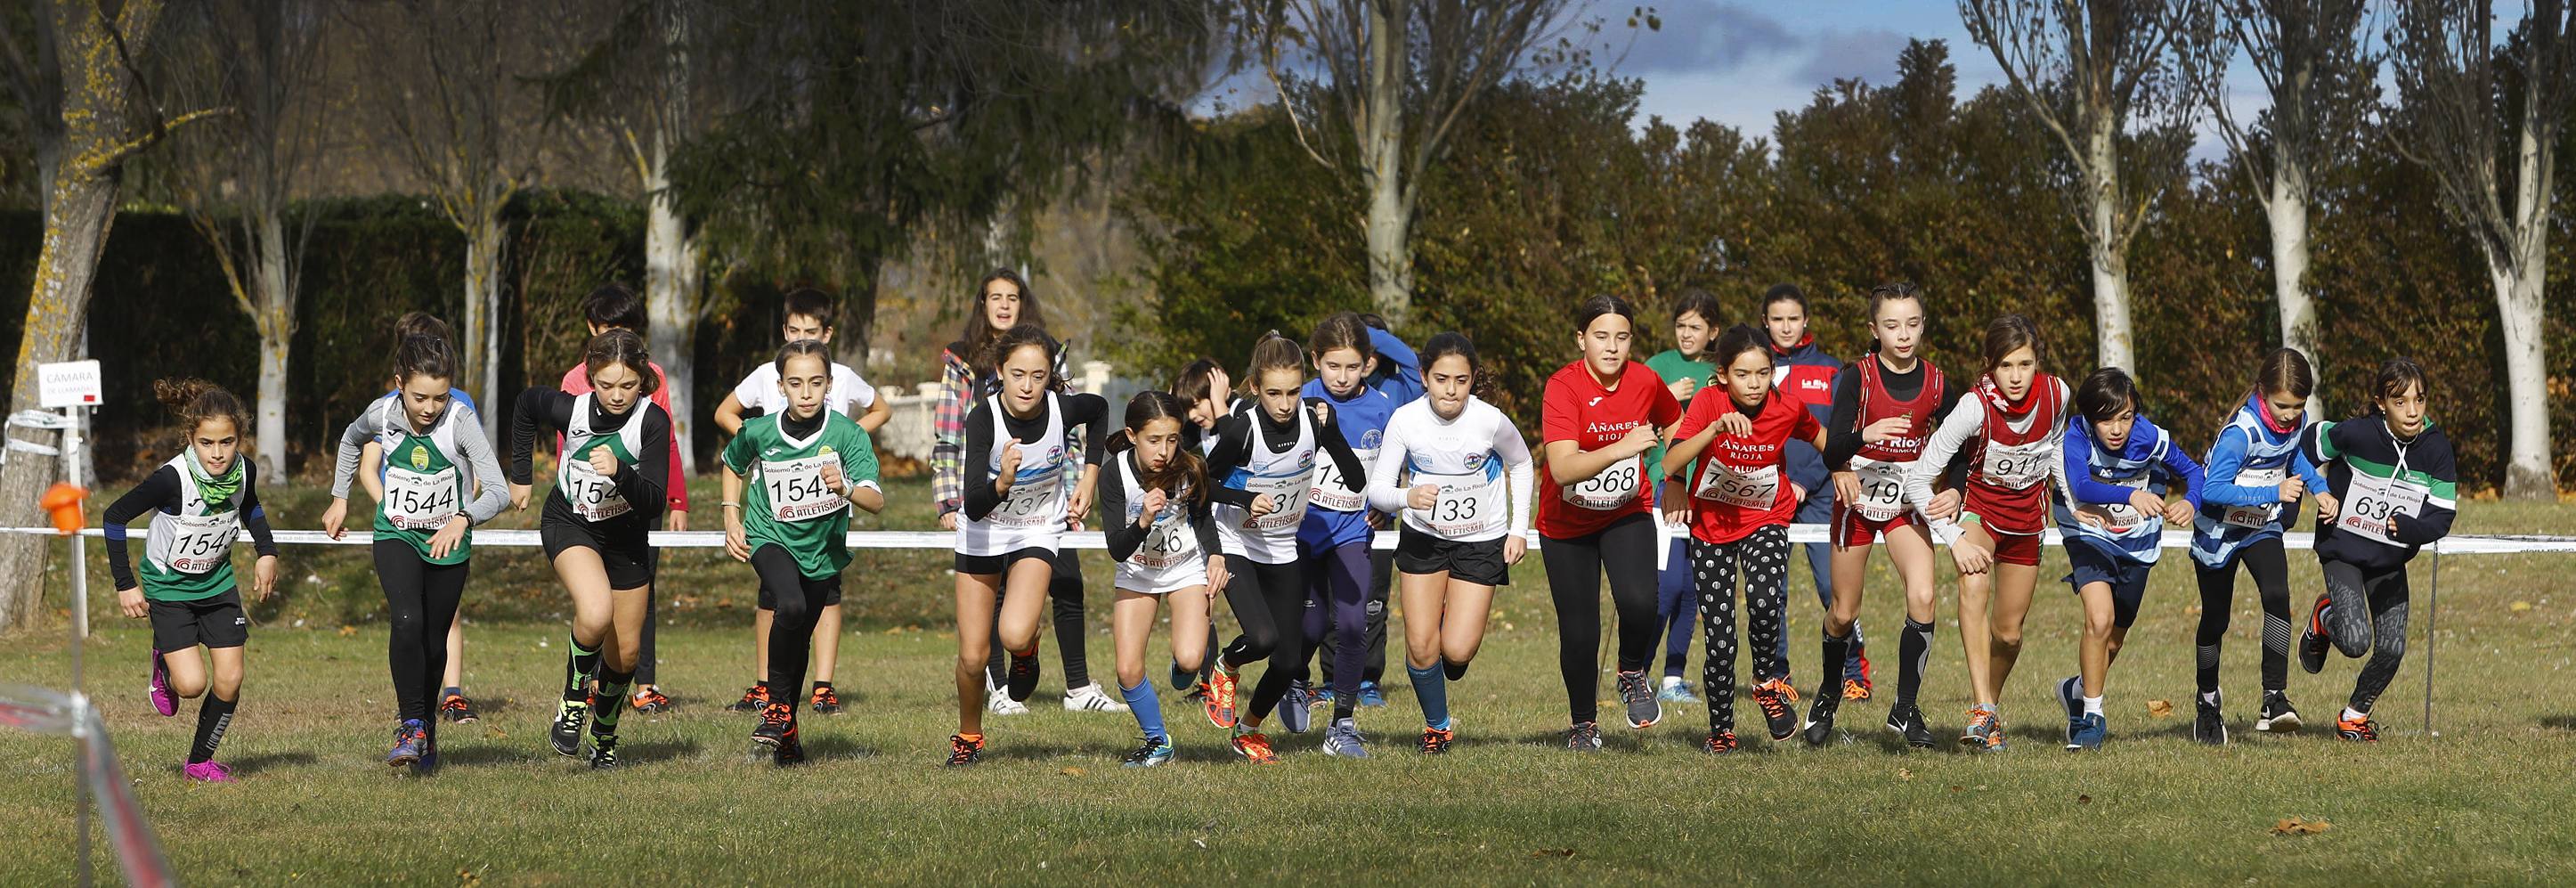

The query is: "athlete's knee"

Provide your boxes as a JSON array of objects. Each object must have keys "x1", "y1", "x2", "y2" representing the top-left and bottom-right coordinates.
[
  {"x1": 1992, "y1": 627, "x2": 2024, "y2": 652},
  {"x1": 170, "y1": 672, "x2": 209, "y2": 699},
  {"x1": 2083, "y1": 610, "x2": 2117, "y2": 640}
]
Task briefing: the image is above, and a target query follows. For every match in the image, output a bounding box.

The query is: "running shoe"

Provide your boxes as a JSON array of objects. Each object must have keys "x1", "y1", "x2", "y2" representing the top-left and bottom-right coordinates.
[
  {"x1": 1063, "y1": 681, "x2": 1131, "y2": 713},
  {"x1": 1962, "y1": 706, "x2": 2004, "y2": 753},
  {"x1": 2057, "y1": 677, "x2": 2084, "y2": 745},
  {"x1": 1887, "y1": 703, "x2": 1937, "y2": 749},
  {"x1": 1278, "y1": 680, "x2": 1314, "y2": 734},
  {"x1": 549, "y1": 698, "x2": 589, "y2": 758},
  {"x1": 183, "y1": 761, "x2": 236, "y2": 783},
  {"x1": 1802, "y1": 697, "x2": 1840, "y2": 747},
  {"x1": 1657, "y1": 675, "x2": 1702, "y2": 705},
  {"x1": 1701, "y1": 729, "x2": 1739, "y2": 755},
  {"x1": 149, "y1": 648, "x2": 176, "y2": 717},
  {"x1": 1004, "y1": 640, "x2": 1042, "y2": 703},
  {"x1": 944, "y1": 733, "x2": 984, "y2": 767},
  {"x1": 2299, "y1": 598, "x2": 2331, "y2": 674},
  {"x1": 1321, "y1": 718, "x2": 1369, "y2": 759},
  {"x1": 2256, "y1": 691, "x2": 2303, "y2": 733},
  {"x1": 2068, "y1": 713, "x2": 2106, "y2": 751},
  {"x1": 1751, "y1": 678, "x2": 1801, "y2": 741},
  {"x1": 439, "y1": 693, "x2": 478, "y2": 724},
  {"x1": 987, "y1": 677, "x2": 1030, "y2": 716},
  {"x1": 589, "y1": 733, "x2": 622, "y2": 770},
  {"x1": 1843, "y1": 653, "x2": 1874, "y2": 701},
  {"x1": 810, "y1": 686, "x2": 843, "y2": 716},
  {"x1": 1230, "y1": 729, "x2": 1280, "y2": 764},
  {"x1": 1418, "y1": 725, "x2": 1454, "y2": 754},
  {"x1": 2194, "y1": 694, "x2": 2228, "y2": 745},
  {"x1": 1204, "y1": 666, "x2": 1240, "y2": 729},
  {"x1": 727, "y1": 684, "x2": 769, "y2": 713},
  {"x1": 1617, "y1": 670, "x2": 1661, "y2": 729},
  {"x1": 1170, "y1": 661, "x2": 1196, "y2": 693},
  {"x1": 1312, "y1": 687, "x2": 1337, "y2": 708},
  {"x1": 752, "y1": 702, "x2": 797, "y2": 753},
  {"x1": 631, "y1": 686, "x2": 671, "y2": 715},
  {"x1": 2336, "y1": 712, "x2": 2379, "y2": 743},
  {"x1": 1357, "y1": 681, "x2": 1386, "y2": 707},
  {"x1": 1443, "y1": 660, "x2": 1470, "y2": 681},
  {"x1": 772, "y1": 733, "x2": 807, "y2": 767},
  {"x1": 1122, "y1": 736, "x2": 1174, "y2": 768},
  {"x1": 1565, "y1": 721, "x2": 1604, "y2": 752},
  {"x1": 386, "y1": 719, "x2": 427, "y2": 769}
]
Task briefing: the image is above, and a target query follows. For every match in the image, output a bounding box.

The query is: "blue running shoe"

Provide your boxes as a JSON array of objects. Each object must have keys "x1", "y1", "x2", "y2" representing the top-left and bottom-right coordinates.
[
  {"x1": 2056, "y1": 676, "x2": 2083, "y2": 745},
  {"x1": 1122, "y1": 736, "x2": 1174, "y2": 768},
  {"x1": 386, "y1": 719, "x2": 426, "y2": 769},
  {"x1": 2068, "y1": 713, "x2": 2107, "y2": 751},
  {"x1": 1170, "y1": 661, "x2": 1195, "y2": 693},
  {"x1": 1322, "y1": 718, "x2": 1370, "y2": 759},
  {"x1": 1279, "y1": 680, "x2": 1314, "y2": 734},
  {"x1": 1357, "y1": 681, "x2": 1386, "y2": 708},
  {"x1": 1656, "y1": 675, "x2": 1702, "y2": 705}
]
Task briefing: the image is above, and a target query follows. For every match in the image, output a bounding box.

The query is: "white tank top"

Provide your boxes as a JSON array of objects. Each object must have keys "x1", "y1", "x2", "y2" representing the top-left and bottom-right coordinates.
[
  {"x1": 556, "y1": 393, "x2": 658, "y2": 523},
  {"x1": 1111, "y1": 451, "x2": 1207, "y2": 594},
  {"x1": 956, "y1": 393, "x2": 1069, "y2": 557},
  {"x1": 1215, "y1": 409, "x2": 1317, "y2": 564},
  {"x1": 144, "y1": 452, "x2": 243, "y2": 575}
]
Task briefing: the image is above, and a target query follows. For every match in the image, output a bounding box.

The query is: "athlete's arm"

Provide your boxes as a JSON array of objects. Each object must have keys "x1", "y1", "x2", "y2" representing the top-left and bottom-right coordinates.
[
  {"x1": 1363, "y1": 413, "x2": 1415, "y2": 515},
  {"x1": 451, "y1": 405, "x2": 512, "y2": 525},
  {"x1": 1309, "y1": 397, "x2": 1369, "y2": 486},
  {"x1": 101, "y1": 466, "x2": 179, "y2": 591},
  {"x1": 961, "y1": 400, "x2": 1004, "y2": 522}
]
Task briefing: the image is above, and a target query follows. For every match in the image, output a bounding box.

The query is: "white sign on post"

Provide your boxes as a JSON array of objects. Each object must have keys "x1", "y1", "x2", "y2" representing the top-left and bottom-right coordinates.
[{"x1": 37, "y1": 360, "x2": 102, "y2": 409}]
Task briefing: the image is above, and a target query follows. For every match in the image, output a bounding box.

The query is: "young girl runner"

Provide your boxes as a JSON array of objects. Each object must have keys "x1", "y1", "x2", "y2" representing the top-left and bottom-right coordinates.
[
  {"x1": 1660, "y1": 326, "x2": 1827, "y2": 753},
  {"x1": 107, "y1": 379, "x2": 280, "y2": 783},
  {"x1": 721, "y1": 340, "x2": 887, "y2": 765},
  {"x1": 354, "y1": 313, "x2": 487, "y2": 725},
  {"x1": 1540, "y1": 295, "x2": 1685, "y2": 748},
  {"x1": 1202, "y1": 332, "x2": 1368, "y2": 762},
  {"x1": 1804, "y1": 282, "x2": 1963, "y2": 748},
  {"x1": 1365, "y1": 332, "x2": 1533, "y2": 754},
  {"x1": 1902, "y1": 314, "x2": 2072, "y2": 754},
  {"x1": 947, "y1": 325, "x2": 1109, "y2": 766},
  {"x1": 1316, "y1": 316, "x2": 1420, "y2": 709},
  {"x1": 1099, "y1": 392, "x2": 1231, "y2": 766},
  {"x1": 1645, "y1": 289, "x2": 1721, "y2": 705},
  {"x1": 321, "y1": 334, "x2": 508, "y2": 773},
  {"x1": 2296, "y1": 358, "x2": 2455, "y2": 743},
  {"x1": 555, "y1": 286, "x2": 687, "y2": 715},
  {"x1": 2052, "y1": 368, "x2": 2204, "y2": 751},
  {"x1": 507, "y1": 329, "x2": 674, "y2": 770},
  {"x1": 1287, "y1": 313, "x2": 1401, "y2": 752},
  {"x1": 2188, "y1": 348, "x2": 2330, "y2": 741}
]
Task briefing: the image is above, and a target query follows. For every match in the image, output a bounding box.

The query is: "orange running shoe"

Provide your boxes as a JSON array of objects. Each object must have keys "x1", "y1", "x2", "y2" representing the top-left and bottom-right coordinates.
[
  {"x1": 1230, "y1": 729, "x2": 1279, "y2": 764},
  {"x1": 1203, "y1": 665, "x2": 1239, "y2": 729}
]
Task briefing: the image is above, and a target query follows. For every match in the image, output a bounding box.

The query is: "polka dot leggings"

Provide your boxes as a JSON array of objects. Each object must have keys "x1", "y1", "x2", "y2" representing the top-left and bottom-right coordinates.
[{"x1": 1691, "y1": 525, "x2": 1792, "y2": 731}]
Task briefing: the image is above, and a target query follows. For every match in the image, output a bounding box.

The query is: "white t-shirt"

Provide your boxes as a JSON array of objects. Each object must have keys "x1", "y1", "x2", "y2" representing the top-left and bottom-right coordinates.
[
  {"x1": 734, "y1": 362, "x2": 877, "y2": 418},
  {"x1": 1365, "y1": 396, "x2": 1534, "y2": 542}
]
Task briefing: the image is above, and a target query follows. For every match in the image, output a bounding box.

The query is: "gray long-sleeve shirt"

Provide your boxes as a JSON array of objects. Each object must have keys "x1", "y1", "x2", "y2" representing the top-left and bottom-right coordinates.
[{"x1": 331, "y1": 394, "x2": 510, "y2": 526}]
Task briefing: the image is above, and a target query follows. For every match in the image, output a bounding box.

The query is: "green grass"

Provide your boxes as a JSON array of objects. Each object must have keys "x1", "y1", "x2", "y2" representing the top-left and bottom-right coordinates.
[{"x1": 4, "y1": 482, "x2": 2574, "y2": 884}]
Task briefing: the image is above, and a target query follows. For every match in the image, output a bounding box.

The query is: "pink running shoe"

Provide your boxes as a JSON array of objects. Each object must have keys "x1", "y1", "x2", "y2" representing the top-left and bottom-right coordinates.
[
  {"x1": 149, "y1": 648, "x2": 177, "y2": 717},
  {"x1": 182, "y1": 761, "x2": 235, "y2": 783}
]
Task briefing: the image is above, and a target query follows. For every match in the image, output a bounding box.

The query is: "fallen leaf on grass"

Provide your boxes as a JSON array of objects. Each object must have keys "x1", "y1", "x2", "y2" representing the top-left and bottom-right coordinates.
[
  {"x1": 1190, "y1": 838, "x2": 1207, "y2": 850},
  {"x1": 2271, "y1": 818, "x2": 2332, "y2": 836},
  {"x1": 1897, "y1": 768, "x2": 1914, "y2": 781},
  {"x1": 2146, "y1": 699, "x2": 2174, "y2": 718},
  {"x1": 337, "y1": 625, "x2": 358, "y2": 637},
  {"x1": 2077, "y1": 794, "x2": 2092, "y2": 804},
  {"x1": 2511, "y1": 600, "x2": 2533, "y2": 612},
  {"x1": 1059, "y1": 767, "x2": 1085, "y2": 777},
  {"x1": 459, "y1": 868, "x2": 481, "y2": 886},
  {"x1": 483, "y1": 726, "x2": 508, "y2": 739}
]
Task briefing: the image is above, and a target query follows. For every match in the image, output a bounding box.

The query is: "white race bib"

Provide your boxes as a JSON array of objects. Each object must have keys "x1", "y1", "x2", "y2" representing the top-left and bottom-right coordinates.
[
  {"x1": 1849, "y1": 460, "x2": 1907, "y2": 522},
  {"x1": 761, "y1": 455, "x2": 849, "y2": 523},
  {"x1": 2336, "y1": 471, "x2": 2426, "y2": 548},
  {"x1": 1131, "y1": 508, "x2": 1195, "y2": 569},
  {"x1": 1308, "y1": 447, "x2": 1375, "y2": 513},
  {"x1": 1414, "y1": 470, "x2": 1507, "y2": 538},
  {"x1": 563, "y1": 458, "x2": 631, "y2": 522},
  {"x1": 2223, "y1": 467, "x2": 2287, "y2": 530},
  {"x1": 1562, "y1": 455, "x2": 1644, "y2": 511},
  {"x1": 992, "y1": 463, "x2": 1066, "y2": 528},
  {"x1": 1694, "y1": 460, "x2": 1780, "y2": 509},
  {"x1": 1980, "y1": 440, "x2": 2050, "y2": 490},
  {"x1": 165, "y1": 512, "x2": 240, "y2": 574},
  {"x1": 1240, "y1": 470, "x2": 1313, "y2": 534},
  {"x1": 384, "y1": 466, "x2": 460, "y2": 531},
  {"x1": 2077, "y1": 474, "x2": 2149, "y2": 533}
]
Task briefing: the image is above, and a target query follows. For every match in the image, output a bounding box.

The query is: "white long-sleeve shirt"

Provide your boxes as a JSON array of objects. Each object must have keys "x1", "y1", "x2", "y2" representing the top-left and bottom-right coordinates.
[{"x1": 1366, "y1": 397, "x2": 1534, "y2": 542}]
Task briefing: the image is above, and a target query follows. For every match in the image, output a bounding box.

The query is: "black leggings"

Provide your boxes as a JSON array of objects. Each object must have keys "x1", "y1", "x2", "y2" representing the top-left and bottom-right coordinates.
[
  {"x1": 1316, "y1": 548, "x2": 1394, "y2": 688},
  {"x1": 1541, "y1": 512, "x2": 1662, "y2": 724},
  {"x1": 1222, "y1": 554, "x2": 1308, "y2": 723},
  {"x1": 754, "y1": 545, "x2": 841, "y2": 713},
  {"x1": 2320, "y1": 558, "x2": 2411, "y2": 713},
  {"x1": 985, "y1": 550, "x2": 1092, "y2": 690},
  {"x1": 2193, "y1": 536, "x2": 2292, "y2": 696},
  {"x1": 636, "y1": 589, "x2": 659, "y2": 685},
  {"x1": 1693, "y1": 527, "x2": 1792, "y2": 731},
  {"x1": 377, "y1": 540, "x2": 468, "y2": 733}
]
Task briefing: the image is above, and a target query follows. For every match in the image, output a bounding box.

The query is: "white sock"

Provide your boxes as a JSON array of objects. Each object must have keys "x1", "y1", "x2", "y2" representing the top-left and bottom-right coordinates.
[
  {"x1": 2082, "y1": 696, "x2": 2104, "y2": 716},
  {"x1": 1661, "y1": 675, "x2": 1685, "y2": 689},
  {"x1": 2343, "y1": 706, "x2": 2368, "y2": 721},
  {"x1": 2199, "y1": 690, "x2": 2219, "y2": 706}
]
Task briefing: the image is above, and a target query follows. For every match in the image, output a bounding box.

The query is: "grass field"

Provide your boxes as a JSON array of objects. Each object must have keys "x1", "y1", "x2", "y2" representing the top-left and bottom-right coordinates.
[{"x1": 3, "y1": 477, "x2": 2574, "y2": 884}]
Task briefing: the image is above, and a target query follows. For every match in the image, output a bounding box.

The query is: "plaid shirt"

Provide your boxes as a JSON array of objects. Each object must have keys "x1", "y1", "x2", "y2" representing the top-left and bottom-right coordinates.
[{"x1": 932, "y1": 345, "x2": 1079, "y2": 517}]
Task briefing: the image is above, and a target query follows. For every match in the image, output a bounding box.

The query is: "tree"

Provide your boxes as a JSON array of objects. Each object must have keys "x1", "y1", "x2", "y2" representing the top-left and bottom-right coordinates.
[
  {"x1": 2389, "y1": 0, "x2": 2572, "y2": 498},
  {"x1": 162, "y1": 0, "x2": 329, "y2": 478},
  {"x1": 0, "y1": 0, "x2": 197, "y2": 631},
  {"x1": 1959, "y1": 0, "x2": 2227, "y2": 371},
  {"x1": 1256, "y1": 0, "x2": 1586, "y2": 327},
  {"x1": 2207, "y1": 0, "x2": 2377, "y2": 366}
]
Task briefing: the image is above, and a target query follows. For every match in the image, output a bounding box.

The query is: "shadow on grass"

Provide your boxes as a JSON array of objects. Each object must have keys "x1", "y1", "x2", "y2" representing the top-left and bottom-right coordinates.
[
  {"x1": 2540, "y1": 715, "x2": 2576, "y2": 731},
  {"x1": 224, "y1": 751, "x2": 317, "y2": 776}
]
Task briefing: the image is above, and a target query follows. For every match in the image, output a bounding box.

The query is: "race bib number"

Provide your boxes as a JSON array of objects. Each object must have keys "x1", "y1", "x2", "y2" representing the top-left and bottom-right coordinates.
[
  {"x1": 1240, "y1": 469, "x2": 1314, "y2": 534},
  {"x1": 1694, "y1": 460, "x2": 1781, "y2": 509},
  {"x1": 1308, "y1": 447, "x2": 1374, "y2": 513},
  {"x1": 564, "y1": 457, "x2": 631, "y2": 522},
  {"x1": 1131, "y1": 509, "x2": 1195, "y2": 570},
  {"x1": 1414, "y1": 470, "x2": 1507, "y2": 538},
  {"x1": 992, "y1": 462, "x2": 1066, "y2": 528},
  {"x1": 384, "y1": 466, "x2": 460, "y2": 531},
  {"x1": 1563, "y1": 455, "x2": 1644, "y2": 511},
  {"x1": 2336, "y1": 472, "x2": 2426, "y2": 548},
  {"x1": 761, "y1": 455, "x2": 849, "y2": 523},
  {"x1": 2078, "y1": 474, "x2": 2149, "y2": 533},
  {"x1": 165, "y1": 512, "x2": 240, "y2": 574},
  {"x1": 2223, "y1": 467, "x2": 2287, "y2": 530},
  {"x1": 1980, "y1": 441, "x2": 2050, "y2": 490},
  {"x1": 1849, "y1": 460, "x2": 1907, "y2": 522}
]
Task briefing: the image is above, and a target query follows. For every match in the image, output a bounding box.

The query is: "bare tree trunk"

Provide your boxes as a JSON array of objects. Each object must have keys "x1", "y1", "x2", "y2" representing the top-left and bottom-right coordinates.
[
  {"x1": 252, "y1": 212, "x2": 293, "y2": 477},
  {"x1": 2499, "y1": 110, "x2": 2556, "y2": 498},
  {"x1": 463, "y1": 212, "x2": 507, "y2": 442},
  {"x1": 643, "y1": 140, "x2": 702, "y2": 474},
  {"x1": 2084, "y1": 117, "x2": 2134, "y2": 371},
  {"x1": 2267, "y1": 159, "x2": 2317, "y2": 366},
  {"x1": 0, "y1": 176, "x2": 118, "y2": 631},
  {"x1": 1359, "y1": 0, "x2": 1413, "y2": 326}
]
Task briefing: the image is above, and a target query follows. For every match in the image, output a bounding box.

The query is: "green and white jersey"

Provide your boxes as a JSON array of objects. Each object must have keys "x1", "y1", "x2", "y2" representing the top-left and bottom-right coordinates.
[
  {"x1": 557, "y1": 393, "x2": 659, "y2": 523},
  {"x1": 726, "y1": 411, "x2": 882, "y2": 579},
  {"x1": 372, "y1": 399, "x2": 476, "y2": 565},
  {"x1": 140, "y1": 452, "x2": 246, "y2": 601}
]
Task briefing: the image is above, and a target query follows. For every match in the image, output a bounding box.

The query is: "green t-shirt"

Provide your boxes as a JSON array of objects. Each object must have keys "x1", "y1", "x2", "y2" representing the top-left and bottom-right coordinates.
[
  {"x1": 725, "y1": 411, "x2": 882, "y2": 579},
  {"x1": 1644, "y1": 348, "x2": 1716, "y2": 496}
]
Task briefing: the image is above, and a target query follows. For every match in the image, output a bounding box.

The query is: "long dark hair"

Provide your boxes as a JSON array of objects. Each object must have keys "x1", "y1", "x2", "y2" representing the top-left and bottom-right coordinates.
[
  {"x1": 153, "y1": 378, "x2": 250, "y2": 441},
  {"x1": 1418, "y1": 331, "x2": 1493, "y2": 400},
  {"x1": 2075, "y1": 367, "x2": 2139, "y2": 424},
  {"x1": 1240, "y1": 330, "x2": 1305, "y2": 397},
  {"x1": 1119, "y1": 390, "x2": 1206, "y2": 505},
  {"x1": 1710, "y1": 324, "x2": 1768, "y2": 371},
  {"x1": 962, "y1": 268, "x2": 1044, "y2": 371}
]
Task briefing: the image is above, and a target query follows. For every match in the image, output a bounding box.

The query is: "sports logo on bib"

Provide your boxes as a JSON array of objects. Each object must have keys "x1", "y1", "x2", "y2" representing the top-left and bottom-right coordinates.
[{"x1": 408, "y1": 444, "x2": 429, "y2": 471}]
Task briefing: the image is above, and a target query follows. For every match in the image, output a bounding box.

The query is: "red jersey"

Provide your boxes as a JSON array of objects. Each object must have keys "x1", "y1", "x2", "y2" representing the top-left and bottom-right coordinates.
[
  {"x1": 1855, "y1": 356, "x2": 1946, "y2": 464},
  {"x1": 1675, "y1": 389, "x2": 1823, "y2": 543},
  {"x1": 561, "y1": 361, "x2": 688, "y2": 513},
  {"x1": 1962, "y1": 374, "x2": 2064, "y2": 535},
  {"x1": 1540, "y1": 359, "x2": 1682, "y2": 538}
]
